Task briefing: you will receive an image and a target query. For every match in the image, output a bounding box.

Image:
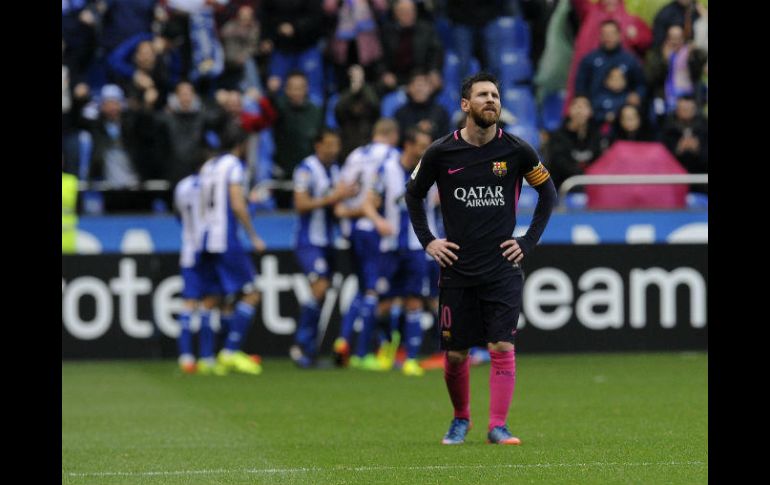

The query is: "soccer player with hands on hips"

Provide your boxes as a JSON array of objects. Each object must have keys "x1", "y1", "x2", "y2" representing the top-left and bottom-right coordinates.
[{"x1": 404, "y1": 72, "x2": 557, "y2": 445}]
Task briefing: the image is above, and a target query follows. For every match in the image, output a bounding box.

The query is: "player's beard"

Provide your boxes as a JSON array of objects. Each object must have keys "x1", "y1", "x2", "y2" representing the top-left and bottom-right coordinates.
[{"x1": 469, "y1": 104, "x2": 500, "y2": 129}]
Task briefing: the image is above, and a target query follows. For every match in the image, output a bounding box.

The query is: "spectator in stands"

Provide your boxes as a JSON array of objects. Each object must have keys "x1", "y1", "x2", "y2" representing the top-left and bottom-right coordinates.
[
  {"x1": 73, "y1": 84, "x2": 166, "y2": 186},
  {"x1": 99, "y1": 0, "x2": 159, "y2": 55},
  {"x1": 259, "y1": 0, "x2": 326, "y2": 103},
  {"x1": 62, "y1": 0, "x2": 98, "y2": 83},
  {"x1": 644, "y1": 24, "x2": 707, "y2": 124},
  {"x1": 606, "y1": 103, "x2": 655, "y2": 144},
  {"x1": 564, "y1": 0, "x2": 652, "y2": 114},
  {"x1": 652, "y1": 0, "x2": 701, "y2": 49},
  {"x1": 107, "y1": 34, "x2": 174, "y2": 109},
  {"x1": 574, "y1": 20, "x2": 646, "y2": 124},
  {"x1": 63, "y1": 39, "x2": 81, "y2": 176},
  {"x1": 692, "y1": 3, "x2": 707, "y2": 54},
  {"x1": 323, "y1": 0, "x2": 387, "y2": 90},
  {"x1": 543, "y1": 95, "x2": 603, "y2": 191},
  {"x1": 158, "y1": 82, "x2": 219, "y2": 184},
  {"x1": 394, "y1": 69, "x2": 449, "y2": 141},
  {"x1": 592, "y1": 67, "x2": 632, "y2": 126},
  {"x1": 661, "y1": 95, "x2": 707, "y2": 192},
  {"x1": 335, "y1": 64, "x2": 381, "y2": 160},
  {"x1": 270, "y1": 70, "x2": 323, "y2": 206},
  {"x1": 444, "y1": 0, "x2": 502, "y2": 79},
  {"x1": 219, "y1": 4, "x2": 261, "y2": 91},
  {"x1": 378, "y1": 0, "x2": 444, "y2": 93}
]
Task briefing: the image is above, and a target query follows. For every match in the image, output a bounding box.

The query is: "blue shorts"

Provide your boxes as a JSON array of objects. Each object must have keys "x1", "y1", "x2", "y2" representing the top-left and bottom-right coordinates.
[
  {"x1": 295, "y1": 245, "x2": 334, "y2": 281},
  {"x1": 350, "y1": 229, "x2": 381, "y2": 292},
  {"x1": 181, "y1": 265, "x2": 221, "y2": 300},
  {"x1": 379, "y1": 249, "x2": 427, "y2": 298},
  {"x1": 196, "y1": 247, "x2": 257, "y2": 297}
]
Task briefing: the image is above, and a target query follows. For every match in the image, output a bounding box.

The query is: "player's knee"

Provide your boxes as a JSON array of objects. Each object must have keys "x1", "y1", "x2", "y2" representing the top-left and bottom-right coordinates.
[
  {"x1": 487, "y1": 341, "x2": 514, "y2": 353},
  {"x1": 311, "y1": 278, "x2": 330, "y2": 301},
  {"x1": 241, "y1": 291, "x2": 260, "y2": 306},
  {"x1": 446, "y1": 350, "x2": 469, "y2": 365},
  {"x1": 202, "y1": 296, "x2": 219, "y2": 310},
  {"x1": 405, "y1": 296, "x2": 423, "y2": 312}
]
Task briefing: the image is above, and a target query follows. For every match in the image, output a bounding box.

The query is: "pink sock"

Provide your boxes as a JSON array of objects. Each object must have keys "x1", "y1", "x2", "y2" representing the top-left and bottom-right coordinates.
[
  {"x1": 489, "y1": 349, "x2": 516, "y2": 431},
  {"x1": 444, "y1": 354, "x2": 471, "y2": 420}
]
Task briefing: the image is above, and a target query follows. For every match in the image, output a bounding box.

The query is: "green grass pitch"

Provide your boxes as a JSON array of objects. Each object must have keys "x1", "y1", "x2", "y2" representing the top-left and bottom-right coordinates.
[{"x1": 62, "y1": 352, "x2": 707, "y2": 484}]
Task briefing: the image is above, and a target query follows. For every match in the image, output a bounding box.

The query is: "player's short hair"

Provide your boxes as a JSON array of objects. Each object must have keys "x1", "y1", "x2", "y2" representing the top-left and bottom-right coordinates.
[
  {"x1": 372, "y1": 118, "x2": 399, "y2": 137},
  {"x1": 314, "y1": 127, "x2": 340, "y2": 144},
  {"x1": 219, "y1": 123, "x2": 249, "y2": 152},
  {"x1": 286, "y1": 69, "x2": 308, "y2": 82},
  {"x1": 403, "y1": 127, "x2": 432, "y2": 146},
  {"x1": 461, "y1": 72, "x2": 500, "y2": 100},
  {"x1": 408, "y1": 68, "x2": 429, "y2": 84},
  {"x1": 676, "y1": 94, "x2": 696, "y2": 103}
]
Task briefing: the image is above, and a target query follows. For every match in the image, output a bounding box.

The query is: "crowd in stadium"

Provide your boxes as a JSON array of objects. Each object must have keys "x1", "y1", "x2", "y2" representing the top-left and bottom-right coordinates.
[{"x1": 61, "y1": 0, "x2": 708, "y2": 212}]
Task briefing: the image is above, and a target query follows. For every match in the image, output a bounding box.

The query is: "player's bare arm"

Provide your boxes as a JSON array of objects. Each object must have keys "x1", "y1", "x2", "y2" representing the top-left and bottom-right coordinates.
[
  {"x1": 294, "y1": 181, "x2": 357, "y2": 214},
  {"x1": 229, "y1": 183, "x2": 265, "y2": 253},
  {"x1": 361, "y1": 189, "x2": 394, "y2": 236}
]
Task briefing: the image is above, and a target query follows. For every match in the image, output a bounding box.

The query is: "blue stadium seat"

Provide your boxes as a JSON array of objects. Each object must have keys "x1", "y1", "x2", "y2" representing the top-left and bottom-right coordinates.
[
  {"x1": 686, "y1": 193, "x2": 708, "y2": 209},
  {"x1": 443, "y1": 51, "x2": 482, "y2": 91},
  {"x1": 443, "y1": 50, "x2": 461, "y2": 89},
  {"x1": 505, "y1": 122, "x2": 540, "y2": 150},
  {"x1": 517, "y1": 184, "x2": 539, "y2": 210},
  {"x1": 498, "y1": 49, "x2": 533, "y2": 86},
  {"x1": 564, "y1": 192, "x2": 588, "y2": 210},
  {"x1": 77, "y1": 130, "x2": 93, "y2": 181},
  {"x1": 540, "y1": 90, "x2": 566, "y2": 132},
  {"x1": 502, "y1": 86, "x2": 538, "y2": 126},
  {"x1": 257, "y1": 129, "x2": 275, "y2": 182},
  {"x1": 492, "y1": 16, "x2": 531, "y2": 55},
  {"x1": 435, "y1": 16, "x2": 453, "y2": 47},
  {"x1": 436, "y1": 89, "x2": 461, "y2": 125},
  {"x1": 325, "y1": 93, "x2": 339, "y2": 129},
  {"x1": 380, "y1": 89, "x2": 408, "y2": 118}
]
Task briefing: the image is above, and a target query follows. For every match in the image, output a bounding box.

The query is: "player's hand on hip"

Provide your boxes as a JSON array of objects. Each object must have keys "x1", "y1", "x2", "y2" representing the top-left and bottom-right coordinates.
[
  {"x1": 251, "y1": 235, "x2": 266, "y2": 254},
  {"x1": 500, "y1": 239, "x2": 524, "y2": 263},
  {"x1": 427, "y1": 239, "x2": 460, "y2": 268}
]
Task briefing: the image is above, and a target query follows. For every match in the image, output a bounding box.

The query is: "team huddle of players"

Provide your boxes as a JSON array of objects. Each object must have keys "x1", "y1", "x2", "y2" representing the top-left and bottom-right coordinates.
[{"x1": 173, "y1": 119, "x2": 442, "y2": 377}]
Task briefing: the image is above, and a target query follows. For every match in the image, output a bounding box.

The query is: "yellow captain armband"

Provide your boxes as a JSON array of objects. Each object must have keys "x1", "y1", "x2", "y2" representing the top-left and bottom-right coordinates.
[{"x1": 524, "y1": 162, "x2": 551, "y2": 187}]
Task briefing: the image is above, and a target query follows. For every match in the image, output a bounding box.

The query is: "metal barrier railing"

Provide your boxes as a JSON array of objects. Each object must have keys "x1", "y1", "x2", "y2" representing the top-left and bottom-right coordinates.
[{"x1": 557, "y1": 174, "x2": 709, "y2": 211}]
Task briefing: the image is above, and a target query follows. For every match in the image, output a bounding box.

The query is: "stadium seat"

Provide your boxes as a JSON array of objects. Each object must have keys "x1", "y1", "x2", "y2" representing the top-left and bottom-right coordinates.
[
  {"x1": 502, "y1": 86, "x2": 538, "y2": 126},
  {"x1": 257, "y1": 129, "x2": 275, "y2": 180},
  {"x1": 686, "y1": 193, "x2": 708, "y2": 209},
  {"x1": 493, "y1": 16, "x2": 531, "y2": 55},
  {"x1": 325, "y1": 93, "x2": 339, "y2": 129},
  {"x1": 498, "y1": 49, "x2": 533, "y2": 86},
  {"x1": 77, "y1": 130, "x2": 93, "y2": 181},
  {"x1": 435, "y1": 15, "x2": 453, "y2": 46},
  {"x1": 540, "y1": 90, "x2": 566, "y2": 132},
  {"x1": 564, "y1": 192, "x2": 588, "y2": 210},
  {"x1": 505, "y1": 122, "x2": 540, "y2": 150},
  {"x1": 380, "y1": 89, "x2": 408, "y2": 118},
  {"x1": 517, "y1": 184, "x2": 539, "y2": 209},
  {"x1": 443, "y1": 51, "x2": 482, "y2": 91},
  {"x1": 435, "y1": 89, "x2": 461, "y2": 125}
]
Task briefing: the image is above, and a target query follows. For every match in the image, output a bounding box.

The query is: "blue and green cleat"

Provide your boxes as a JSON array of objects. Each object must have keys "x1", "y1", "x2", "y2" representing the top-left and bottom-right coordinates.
[{"x1": 441, "y1": 418, "x2": 471, "y2": 445}]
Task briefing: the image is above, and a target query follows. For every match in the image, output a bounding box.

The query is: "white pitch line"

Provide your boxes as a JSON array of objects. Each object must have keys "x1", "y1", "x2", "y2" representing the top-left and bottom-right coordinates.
[{"x1": 65, "y1": 461, "x2": 706, "y2": 477}]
